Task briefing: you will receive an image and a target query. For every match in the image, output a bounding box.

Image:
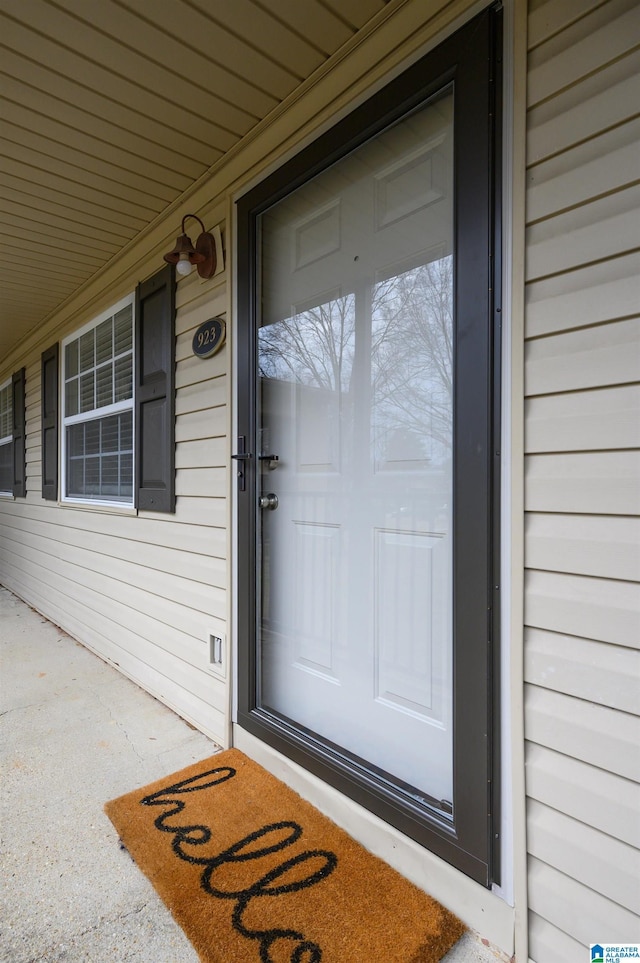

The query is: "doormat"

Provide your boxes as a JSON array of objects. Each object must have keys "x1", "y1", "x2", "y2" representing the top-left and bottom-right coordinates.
[{"x1": 105, "y1": 748, "x2": 464, "y2": 963}]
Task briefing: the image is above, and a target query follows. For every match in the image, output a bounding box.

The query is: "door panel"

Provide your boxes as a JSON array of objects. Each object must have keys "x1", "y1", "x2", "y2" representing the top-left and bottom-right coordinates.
[{"x1": 374, "y1": 528, "x2": 447, "y2": 719}]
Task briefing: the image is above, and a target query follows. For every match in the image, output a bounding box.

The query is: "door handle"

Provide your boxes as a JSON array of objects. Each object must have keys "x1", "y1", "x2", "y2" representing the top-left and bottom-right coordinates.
[
  {"x1": 232, "y1": 437, "x2": 252, "y2": 491},
  {"x1": 259, "y1": 492, "x2": 279, "y2": 511}
]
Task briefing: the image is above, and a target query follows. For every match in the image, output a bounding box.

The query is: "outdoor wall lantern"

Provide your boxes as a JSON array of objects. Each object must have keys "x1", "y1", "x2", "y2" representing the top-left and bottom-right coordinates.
[{"x1": 163, "y1": 214, "x2": 217, "y2": 278}]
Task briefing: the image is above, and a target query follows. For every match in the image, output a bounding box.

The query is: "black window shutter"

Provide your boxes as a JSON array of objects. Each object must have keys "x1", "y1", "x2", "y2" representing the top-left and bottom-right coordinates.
[
  {"x1": 12, "y1": 367, "x2": 26, "y2": 498},
  {"x1": 41, "y1": 344, "x2": 59, "y2": 500},
  {"x1": 135, "y1": 264, "x2": 176, "y2": 512}
]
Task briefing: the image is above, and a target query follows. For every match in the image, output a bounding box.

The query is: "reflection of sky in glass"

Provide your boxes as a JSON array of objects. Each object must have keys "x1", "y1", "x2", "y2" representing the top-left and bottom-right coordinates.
[
  {"x1": 371, "y1": 256, "x2": 452, "y2": 469},
  {"x1": 258, "y1": 256, "x2": 452, "y2": 470},
  {"x1": 259, "y1": 292, "x2": 355, "y2": 392}
]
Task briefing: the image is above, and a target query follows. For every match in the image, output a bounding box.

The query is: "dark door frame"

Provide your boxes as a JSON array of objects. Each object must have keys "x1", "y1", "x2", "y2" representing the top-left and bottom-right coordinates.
[{"x1": 236, "y1": 4, "x2": 502, "y2": 886}]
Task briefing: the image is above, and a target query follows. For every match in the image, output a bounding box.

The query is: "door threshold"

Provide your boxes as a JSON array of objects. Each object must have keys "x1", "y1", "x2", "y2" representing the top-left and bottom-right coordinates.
[{"x1": 233, "y1": 723, "x2": 514, "y2": 956}]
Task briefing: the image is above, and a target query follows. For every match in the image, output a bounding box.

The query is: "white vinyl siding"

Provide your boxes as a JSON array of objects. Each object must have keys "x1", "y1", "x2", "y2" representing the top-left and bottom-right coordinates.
[
  {"x1": 0, "y1": 233, "x2": 230, "y2": 747},
  {"x1": 524, "y1": 1, "x2": 640, "y2": 960}
]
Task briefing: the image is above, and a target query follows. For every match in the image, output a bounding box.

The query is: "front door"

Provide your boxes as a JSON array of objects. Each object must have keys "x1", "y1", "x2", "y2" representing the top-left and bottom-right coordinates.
[
  {"x1": 237, "y1": 6, "x2": 501, "y2": 884},
  {"x1": 257, "y1": 90, "x2": 454, "y2": 804}
]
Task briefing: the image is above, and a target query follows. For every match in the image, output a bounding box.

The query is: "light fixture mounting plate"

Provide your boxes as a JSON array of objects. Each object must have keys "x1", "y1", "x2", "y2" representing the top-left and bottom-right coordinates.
[{"x1": 195, "y1": 231, "x2": 216, "y2": 279}]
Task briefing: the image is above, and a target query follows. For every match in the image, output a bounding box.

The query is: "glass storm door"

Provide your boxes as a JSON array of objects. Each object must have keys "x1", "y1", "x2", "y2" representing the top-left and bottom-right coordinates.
[
  {"x1": 237, "y1": 6, "x2": 501, "y2": 885},
  {"x1": 258, "y1": 91, "x2": 454, "y2": 803}
]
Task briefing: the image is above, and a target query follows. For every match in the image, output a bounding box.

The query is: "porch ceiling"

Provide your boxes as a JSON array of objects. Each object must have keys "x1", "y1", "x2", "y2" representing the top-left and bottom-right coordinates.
[{"x1": 0, "y1": 0, "x2": 389, "y2": 363}]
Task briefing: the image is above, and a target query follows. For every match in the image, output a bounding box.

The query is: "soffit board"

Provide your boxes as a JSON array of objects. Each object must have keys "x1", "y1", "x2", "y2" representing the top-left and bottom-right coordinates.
[{"x1": 0, "y1": 0, "x2": 388, "y2": 362}]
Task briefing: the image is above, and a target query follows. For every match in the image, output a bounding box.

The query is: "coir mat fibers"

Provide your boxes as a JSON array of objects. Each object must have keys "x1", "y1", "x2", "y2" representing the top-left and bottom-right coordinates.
[{"x1": 105, "y1": 748, "x2": 465, "y2": 963}]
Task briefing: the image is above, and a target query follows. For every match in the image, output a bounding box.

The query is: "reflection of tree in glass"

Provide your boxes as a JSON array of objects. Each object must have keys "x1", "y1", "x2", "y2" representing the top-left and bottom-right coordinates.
[
  {"x1": 258, "y1": 257, "x2": 453, "y2": 467},
  {"x1": 259, "y1": 294, "x2": 355, "y2": 391},
  {"x1": 372, "y1": 256, "x2": 453, "y2": 467}
]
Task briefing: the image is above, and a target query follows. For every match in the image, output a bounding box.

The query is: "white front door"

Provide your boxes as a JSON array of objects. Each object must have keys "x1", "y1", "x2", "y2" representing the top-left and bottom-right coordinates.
[{"x1": 256, "y1": 91, "x2": 455, "y2": 804}]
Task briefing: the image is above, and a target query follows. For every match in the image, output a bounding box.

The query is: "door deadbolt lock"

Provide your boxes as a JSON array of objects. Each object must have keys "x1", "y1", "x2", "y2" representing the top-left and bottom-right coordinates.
[{"x1": 259, "y1": 492, "x2": 279, "y2": 511}]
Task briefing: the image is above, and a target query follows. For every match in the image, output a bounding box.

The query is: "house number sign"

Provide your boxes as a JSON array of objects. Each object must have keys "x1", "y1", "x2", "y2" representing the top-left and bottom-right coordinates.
[{"x1": 192, "y1": 317, "x2": 226, "y2": 358}]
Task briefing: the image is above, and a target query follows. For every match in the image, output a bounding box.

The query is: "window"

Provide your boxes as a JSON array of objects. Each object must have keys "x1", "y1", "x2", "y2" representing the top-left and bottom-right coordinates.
[
  {"x1": 57, "y1": 265, "x2": 176, "y2": 512},
  {"x1": 0, "y1": 370, "x2": 26, "y2": 498},
  {"x1": 62, "y1": 297, "x2": 134, "y2": 505},
  {"x1": 0, "y1": 379, "x2": 11, "y2": 494}
]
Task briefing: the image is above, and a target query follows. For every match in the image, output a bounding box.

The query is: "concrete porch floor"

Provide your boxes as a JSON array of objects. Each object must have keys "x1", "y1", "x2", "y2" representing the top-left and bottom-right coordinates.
[{"x1": 0, "y1": 586, "x2": 502, "y2": 963}]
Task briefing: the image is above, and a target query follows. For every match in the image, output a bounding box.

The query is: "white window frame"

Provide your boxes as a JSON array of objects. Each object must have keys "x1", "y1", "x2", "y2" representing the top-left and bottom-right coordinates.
[
  {"x1": 60, "y1": 293, "x2": 135, "y2": 508},
  {"x1": 0, "y1": 377, "x2": 12, "y2": 496}
]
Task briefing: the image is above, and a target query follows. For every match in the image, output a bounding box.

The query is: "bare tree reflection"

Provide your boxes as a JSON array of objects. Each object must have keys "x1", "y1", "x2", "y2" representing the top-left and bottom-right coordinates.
[
  {"x1": 258, "y1": 256, "x2": 453, "y2": 467},
  {"x1": 259, "y1": 294, "x2": 355, "y2": 391},
  {"x1": 372, "y1": 256, "x2": 452, "y2": 467}
]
